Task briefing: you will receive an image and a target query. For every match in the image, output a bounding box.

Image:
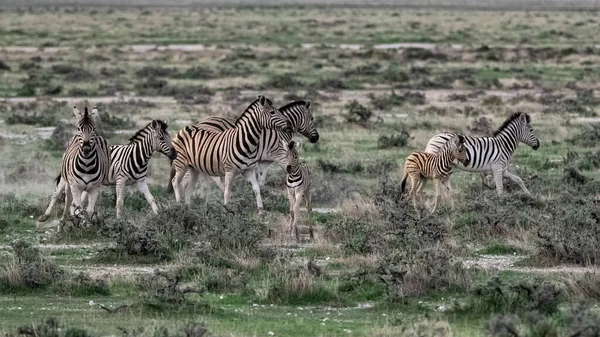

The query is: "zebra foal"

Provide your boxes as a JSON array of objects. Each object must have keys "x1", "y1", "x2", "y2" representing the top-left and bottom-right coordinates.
[
  {"x1": 40, "y1": 120, "x2": 176, "y2": 220},
  {"x1": 424, "y1": 112, "x2": 540, "y2": 196},
  {"x1": 284, "y1": 140, "x2": 312, "y2": 242},
  {"x1": 401, "y1": 135, "x2": 468, "y2": 215},
  {"x1": 170, "y1": 95, "x2": 292, "y2": 213},
  {"x1": 38, "y1": 106, "x2": 110, "y2": 224}
]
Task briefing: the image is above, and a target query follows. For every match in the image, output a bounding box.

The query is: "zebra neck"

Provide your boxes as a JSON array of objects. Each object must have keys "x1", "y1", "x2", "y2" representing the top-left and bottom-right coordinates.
[
  {"x1": 130, "y1": 132, "x2": 155, "y2": 161},
  {"x1": 281, "y1": 109, "x2": 299, "y2": 132},
  {"x1": 236, "y1": 116, "x2": 262, "y2": 149},
  {"x1": 494, "y1": 128, "x2": 519, "y2": 153}
]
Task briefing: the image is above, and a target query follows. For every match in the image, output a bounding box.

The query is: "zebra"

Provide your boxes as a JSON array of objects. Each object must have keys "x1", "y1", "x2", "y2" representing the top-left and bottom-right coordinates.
[
  {"x1": 170, "y1": 95, "x2": 292, "y2": 213},
  {"x1": 39, "y1": 120, "x2": 176, "y2": 221},
  {"x1": 424, "y1": 112, "x2": 540, "y2": 196},
  {"x1": 401, "y1": 135, "x2": 468, "y2": 215},
  {"x1": 38, "y1": 106, "x2": 110, "y2": 224},
  {"x1": 170, "y1": 100, "x2": 318, "y2": 190},
  {"x1": 284, "y1": 140, "x2": 313, "y2": 242}
]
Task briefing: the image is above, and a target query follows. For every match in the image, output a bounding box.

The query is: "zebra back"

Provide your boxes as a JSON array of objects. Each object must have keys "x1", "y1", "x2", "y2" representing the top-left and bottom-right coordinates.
[{"x1": 424, "y1": 112, "x2": 539, "y2": 172}]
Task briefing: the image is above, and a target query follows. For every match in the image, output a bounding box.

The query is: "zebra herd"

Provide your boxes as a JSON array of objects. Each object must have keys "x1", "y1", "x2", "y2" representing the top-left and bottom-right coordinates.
[{"x1": 36, "y1": 95, "x2": 539, "y2": 240}]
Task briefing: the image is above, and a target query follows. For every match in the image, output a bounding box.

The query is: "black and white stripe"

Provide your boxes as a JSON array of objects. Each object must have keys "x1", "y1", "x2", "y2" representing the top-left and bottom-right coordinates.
[
  {"x1": 285, "y1": 140, "x2": 312, "y2": 242},
  {"x1": 424, "y1": 112, "x2": 540, "y2": 195},
  {"x1": 401, "y1": 135, "x2": 468, "y2": 215},
  {"x1": 39, "y1": 106, "x2": 110, "y2": 223},
  {"x1": 170, "y1": 95, "x2": 292, "y2": 213},
  {"x1": 183, "y1": 100, "x2": 318, "y2": 188}
]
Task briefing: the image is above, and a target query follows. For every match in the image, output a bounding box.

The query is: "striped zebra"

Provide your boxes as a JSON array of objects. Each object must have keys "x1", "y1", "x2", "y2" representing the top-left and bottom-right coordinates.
[
  {"x1": 173, "y1": 100, "x2": 318, "y2": 190},
  {"x1": 170, "y1": 95, "x2": 292, "y2": 213},
  {"x1": 39, "y1": 120, "x2": 176, "y2": 220},
  {"x1": 424, "y1": 112, "x2": 540, "y2": 196},
  {"x1": 284, "y1": 140, "x2": 313, "y2": 242},
  {"x1": 401, "y1": 135, "x2": 468, "y2": 215},
  {"x1": 38, "y1": 106, "x2": 110, "y2": 223}
]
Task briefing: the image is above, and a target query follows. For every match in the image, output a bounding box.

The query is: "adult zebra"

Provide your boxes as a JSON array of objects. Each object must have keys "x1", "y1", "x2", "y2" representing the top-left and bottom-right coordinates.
[
  {"x1": 39, "y1": 120, "x2": 176, "y2": 221},
  {"x1": 39, "y1": 106, "x2": 110, "y2": 224},
  {"x1": 424, "y1": 112, "x2": 540, "y2": 196},
  {"x1": 170, "y1": 95, "x2": 292, "y2": 213},
  {"x1": 168, "y1": 100, "x2": 318, "y2": 190}
]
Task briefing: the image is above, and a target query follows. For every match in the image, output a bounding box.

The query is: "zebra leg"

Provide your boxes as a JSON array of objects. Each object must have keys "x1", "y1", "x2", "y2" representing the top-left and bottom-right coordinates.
[
  {"x1": 137, "y1": 179, "x2": 158, "y2": 214},
  {"x1": 503, "y1": 170, "x2": 532, "y2": 196},
  {"x1": 81, "y1": 191, "x2": 89, "y2": 209},
  {"x1": 223, "y1": 171, "x2": 235, "y2": 208},
  {"x1": 287, "y1": 188, "x2": 296, "y2": 238},
  {"x1": 409, "y1": 174, "x2": 420, "y2": 215},
  {"x1": 210, "y1": 176, "x2": 225, "y2": 191},
  {"x1": 293, "y1": 192, "x2": 303, "y2": 242},
  {"x1": 306, "y1": 191, "x2": 313, "y2": 240},
  {"x1": 243, "y1": 170, "x2": 264, "y2": 214},
  {"x1": 443, "y1": 179, "x2": 455, "y2": 210},
  {"x1": 61, "y1": 183, "x2": 72, "y2": 222},
  {"x1": 431, "y1": 179, "x2": 443, "y2": 214},
  {"x1": 257, "y1": 163, "x2": 271, "y2": 187},
  {"x1": 492, "y1": 166, "x2": 505, "y2": 196},
  {"x1": 184, "y1": 171, "x2": 199, "y2": 205},
  {"x1": 115, "y1": 179, "x2": 127, "y2": 218},
  {"x1": 172, "y1": 168, "x2": 187, "y2": 203},
  {"x1": 85, "y1": 188, "x2": 100, "y2": 218},
  {"x1": 38, "y1": 178, "x2": 66, "y2": 222},
  {"x1": 70, "y1": 185, "x2": 84, "y2": 217}
]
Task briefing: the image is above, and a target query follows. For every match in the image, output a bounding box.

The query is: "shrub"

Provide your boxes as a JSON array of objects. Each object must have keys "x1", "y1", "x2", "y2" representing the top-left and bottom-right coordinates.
[
  {"x1": 468, "y1": 116, "x2": 494, "y2": 135},
  {"x1": 536, "y1": 196, "x2": 600, "y2": 265},
  {"x1": 177, "y1": 66, "x2": 216, "y2": 79},
  {"x1": 0, "y1": 240, "x2": 65, "y2": 290},
  {"x1": 264, "y1": 73, "x2": 304, "y2": 89},
  {"x1": 51, "y1": 64, "x2": 92, "y2": 81},
  {"x1": 135, "y1": 66, "x2": 178, "y2": 77},
  {"x1": 470, "y1": 276, "x2": 563, "y2": 315},
  {"x1": 569, "y1": 123, "x2": 600, "y2": 147},
  {"x1": 570, "y1": 303, "x2": 600, "y2": 337},
  {"x1": 343, "y1": 100, "x2": 373, "y2": 127},
  {"x1": 49, "y1": 121, "x2": 72, "y2": 150},
  {"x1": 0, "y1": 59, "x2": 11, "y2": 71},
  {"x1": 402, "y1": 321, "x2": 452, "y2": 337},
  {"x1": 137, "y1": 270, "x2": 203, "y2": 310},
  {"x1": 377, "y1": 131, "x2": 410, "y2": 149}
]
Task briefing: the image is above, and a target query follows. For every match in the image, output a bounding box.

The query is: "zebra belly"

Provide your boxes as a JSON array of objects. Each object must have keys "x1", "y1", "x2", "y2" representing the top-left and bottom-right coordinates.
[{"x1": 455, "y1": 162, "x2": 493, "y2": 173}]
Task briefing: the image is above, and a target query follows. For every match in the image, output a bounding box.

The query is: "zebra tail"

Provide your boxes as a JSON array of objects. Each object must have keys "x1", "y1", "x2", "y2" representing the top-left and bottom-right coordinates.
[
  {"x1": 166, "y1": 161, "x2": 175, "y2": 194},
  {"x1": 55, "y1": 173, "x2": 62, "y2": 186},
  {"x1": 400, "y1": 171, "x2": 408, "y2": 194}
]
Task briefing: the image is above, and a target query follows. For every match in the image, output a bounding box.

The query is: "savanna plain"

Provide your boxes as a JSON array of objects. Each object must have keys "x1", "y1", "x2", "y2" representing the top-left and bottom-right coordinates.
[{"x1": 1, "y1": 5, "x2": 600, "y2": 337}]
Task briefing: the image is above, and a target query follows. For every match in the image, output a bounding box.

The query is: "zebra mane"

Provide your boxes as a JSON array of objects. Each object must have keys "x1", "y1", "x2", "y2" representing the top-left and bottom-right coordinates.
[
  {"x1": 280, "y1": 100, "x2": 307, "y2": 113},
  {"x1": 493, "y1": 112, "x2": 530, "y2": 137},
  {"x1": 128, "y1": 120, "x2": 167, "y2": 143},
  {"x1": 78, "y1": 107, "x2": 95, "y2": 129},
  {"x1": 235, "y1": 97, "x2": 274, "y2": 124}
]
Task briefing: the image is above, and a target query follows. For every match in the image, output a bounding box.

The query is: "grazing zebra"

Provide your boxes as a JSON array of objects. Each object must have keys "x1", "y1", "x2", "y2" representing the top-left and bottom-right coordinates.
[
  {"x1": 401, "y1": 135, "x2": 468, "y2": 215},
  {"x1": 40, "y1": 120, "x2": 176, "y2": 220},
  {"x1": 38, "y1": 106, "x2": 110, "y2": 223},
  {"x1": 424, "y1": 112, "x2": 540, "y2": 196},
  {"x1": 171, "y1": 100, "x2": 318, "y2": 190},
  {"x1": 284, "y1": 140, "x2": 313, "y2": 242},
  {"x1": 170, "y1": 95, "x2": 292, "y2": 213}
]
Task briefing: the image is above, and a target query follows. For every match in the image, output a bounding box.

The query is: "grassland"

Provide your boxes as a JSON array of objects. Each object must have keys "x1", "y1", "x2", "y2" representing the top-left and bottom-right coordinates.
[{"x1": 1, "y1": 4, "x2": 600, "y2": 337}]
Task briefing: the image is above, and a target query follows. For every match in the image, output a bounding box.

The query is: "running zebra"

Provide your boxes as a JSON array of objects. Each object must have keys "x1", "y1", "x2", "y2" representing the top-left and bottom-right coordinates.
[
  {"x1": 401, "y1": 135, "x2": 468, "y2": 215},
  {"x1": 172, "y1": 100, "x2": 318, "y2": 189},
  {"x1": 170, "y1": 95, "x2": 292, "y2": 213},
  {"x1": 38, "y1": 106, "x2": 110, "y2": 223},
  {"x1": 424, "y1": 112, "x2": 540, "y2": 196},
  {"x1": 40, "y1": 120, "x2": 176, "y2": 220},
  {"x1": 285, "y1": 140, "x2": 313, "y2": 242}
]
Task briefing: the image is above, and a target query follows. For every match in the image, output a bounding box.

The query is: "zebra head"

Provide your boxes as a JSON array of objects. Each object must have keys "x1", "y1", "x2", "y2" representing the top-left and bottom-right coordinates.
[
  {"x1": 448, "y1": 135, "x2": 469, "y2": 166},
  {"x1": 73, "y1": 105, "x2": 98, "y2": 156},
  {"x1": 256, "y1": 95, "x2": 292, "y2": 133},
  {"x1": 284, "y1": 140, "x2": 302, "y2": 174},
  {"x1": 494, "y1": 112, "x2": 540, "y2": 150},
  {"x1": 150, "y1": 119, "x2": 177, "y2": 160},
  {"x1": 291, "y1": 100, "x2": 319, "y2": 143},
  {"x1": 518, "y1": 113, "x2": 540, "y2": 150}
]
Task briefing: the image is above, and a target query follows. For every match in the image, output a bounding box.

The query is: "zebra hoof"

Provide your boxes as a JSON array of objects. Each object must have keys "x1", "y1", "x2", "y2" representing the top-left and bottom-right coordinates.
[
  {"x1": 257, "y1": 208, "x2": 264, "y2": 215},
  {"x1": 37, "y1": 214, "x2": 50, "y2": 223}
]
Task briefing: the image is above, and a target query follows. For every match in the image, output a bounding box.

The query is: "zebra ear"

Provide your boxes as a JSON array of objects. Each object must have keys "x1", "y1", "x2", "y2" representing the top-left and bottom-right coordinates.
[
  {"x1": 457, "y1": 135, "x2": 465, "y2": 144},
  {"x1": 305, "y1": 100, "x2": 311, "y2": 109},
  {"x1": 164, "y1": 119, "x2": 169, "y2": 126},
  {"x1": 73, "y1": 105, "x2": 81, "y2": 119},
  {"x1": 91, "y1": 106, "x2": 98, "y2": 119},
  {"x1": 295, "y1": 140, "x2": 303, "y2": 151},
  {"x1": 258, "y1": 95, "x2": 266, "y2": 105},
  {"x1": 288, "y1": 140, "x2": 296, "y2": 150}
]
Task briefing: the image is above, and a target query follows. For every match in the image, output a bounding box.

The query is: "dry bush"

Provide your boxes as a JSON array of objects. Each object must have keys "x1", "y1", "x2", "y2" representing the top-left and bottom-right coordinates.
[{"x1": 401, "y1": 321, "x2": 452, "y2": 337}]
